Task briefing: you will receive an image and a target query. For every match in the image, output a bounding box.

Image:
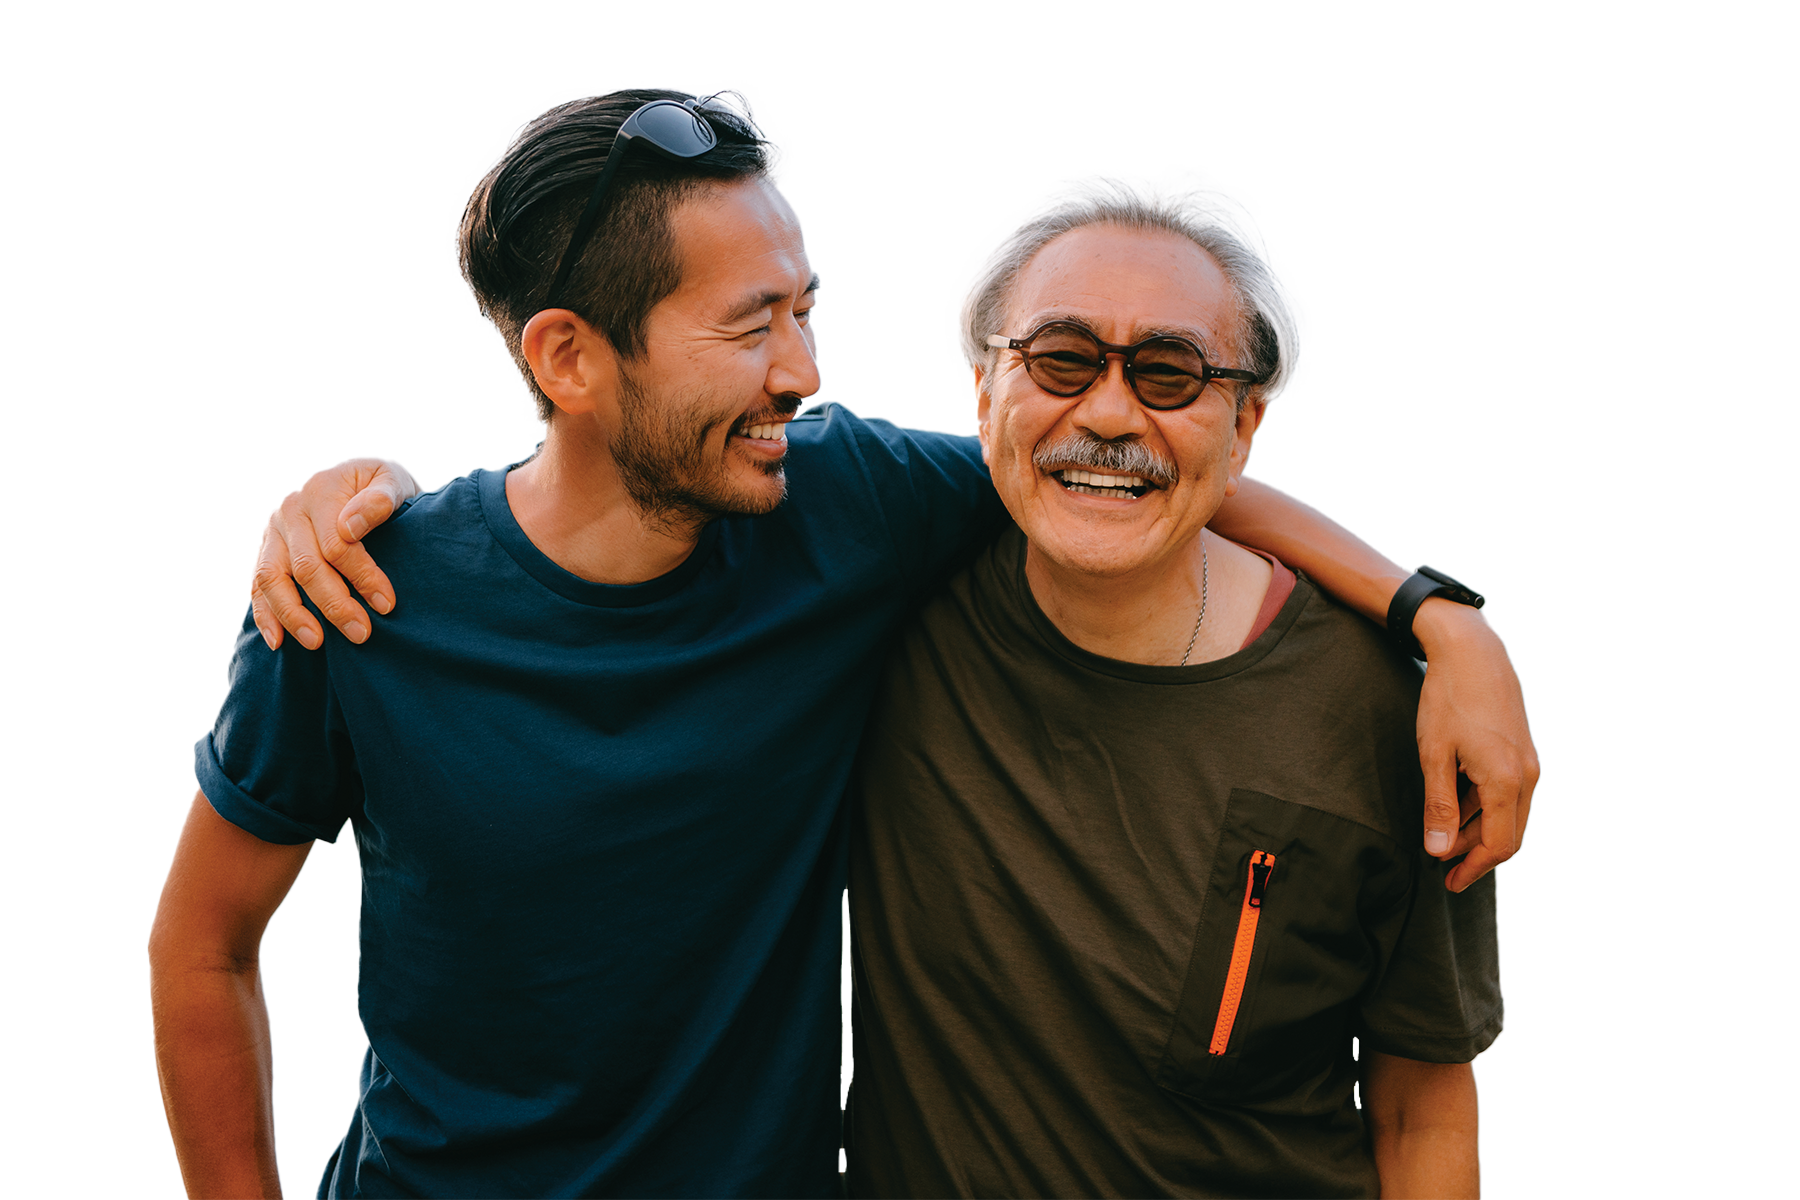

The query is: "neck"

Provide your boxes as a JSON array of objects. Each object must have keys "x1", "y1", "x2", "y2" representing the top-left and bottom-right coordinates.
[
  {"x1": 1024, "y1": 529, "x2": 1273, "y2": 666},
  {"x1": 504, "y1": 416, "x2": 704, "y2": 585}
]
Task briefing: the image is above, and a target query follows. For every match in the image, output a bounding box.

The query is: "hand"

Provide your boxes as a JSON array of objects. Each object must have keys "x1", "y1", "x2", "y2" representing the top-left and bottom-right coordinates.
[
  {"x1": 250, "y1": 459, "x2": 419, "y2": 650},
  {"x1": 1413, "y1": 599, "x2": 1540, "y2": 892}
]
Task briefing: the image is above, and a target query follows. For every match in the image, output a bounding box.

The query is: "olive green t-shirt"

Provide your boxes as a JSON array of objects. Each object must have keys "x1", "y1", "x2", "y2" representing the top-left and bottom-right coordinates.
[{"x1": 845, "y1": 527, "x2": 1501, "y2": 1198}]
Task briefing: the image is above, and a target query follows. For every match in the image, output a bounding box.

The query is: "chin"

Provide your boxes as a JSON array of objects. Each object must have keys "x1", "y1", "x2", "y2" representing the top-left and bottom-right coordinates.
[
  {"x1": 722, "y1": 466, "x2": 789, "y2": 516},
  {"x1": 1027, "y1": 523, "x2": 1162, "y2": 579}
]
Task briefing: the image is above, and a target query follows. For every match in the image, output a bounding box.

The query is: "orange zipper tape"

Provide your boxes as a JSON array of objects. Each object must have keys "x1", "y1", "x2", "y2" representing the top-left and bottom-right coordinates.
[{"x1": 1207, "y1": 849, "x2": 1276, "y2": 1056}]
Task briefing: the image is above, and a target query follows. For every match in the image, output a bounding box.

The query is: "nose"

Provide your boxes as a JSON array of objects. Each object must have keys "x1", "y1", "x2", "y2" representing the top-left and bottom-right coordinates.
[
  {"x1": 766, "y1": 313, "x2": 821, "y2": 401},
  {"x1": 1072, "y1": 353, "x2": 1149, "y2": 440}
]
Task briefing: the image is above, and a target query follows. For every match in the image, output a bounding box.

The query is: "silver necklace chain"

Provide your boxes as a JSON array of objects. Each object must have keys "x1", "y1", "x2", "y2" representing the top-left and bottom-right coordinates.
[{"x1": 1179, "y1": 540, "x2": 1210, "y2": 667}]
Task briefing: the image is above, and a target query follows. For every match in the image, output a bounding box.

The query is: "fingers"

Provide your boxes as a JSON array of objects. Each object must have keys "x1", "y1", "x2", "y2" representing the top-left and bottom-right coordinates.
[
  {"x1": 1409, "y1": 611, "x2": 1542, "y2": 891},
  {"x1": 252, "y1": 518, "x2": 322, "y2": 650},
  {"x1": 1445, "y1": 809, "x2": 1482, "y2": 860},
  {"x1": 1442, "y1": 774, "x2": 1482, "y2": 857},
  {"x1": 1442, "y1": 756, "x2": 1538, "y2": 892},
  {"x1": 248, "y1": 459, "x2": 416, "y2": 650},
  {"x1": 1420, "y1": 740, "x2": 1462, "y2": 860},
  {"x1": 1446, "y1": 842, "x2": 1503, "y2": 894},
  {"x1": 340, "y1": 484, "x2": 396, "y2": 549},
  {"x1": 324, "y1": 541, "x2": 396, "y2": 616},
  {"x1": 249, "y1": 568, "x2": 284, "y2": 651},
  {"x1": 291, "y1": 518, "x2": 372, "y2": 645},
  {"x1": 335, "y1": 462, "x2": 416, "y2": 614},
  {"x1": 275, "y1": 489, "x2": 371, "y2": 645}
]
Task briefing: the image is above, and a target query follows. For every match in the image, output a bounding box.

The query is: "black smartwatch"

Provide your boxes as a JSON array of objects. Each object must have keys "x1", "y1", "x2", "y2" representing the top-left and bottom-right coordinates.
[{"x1": 1387, "y1": 567, "x2": 1484, "y2": 661}]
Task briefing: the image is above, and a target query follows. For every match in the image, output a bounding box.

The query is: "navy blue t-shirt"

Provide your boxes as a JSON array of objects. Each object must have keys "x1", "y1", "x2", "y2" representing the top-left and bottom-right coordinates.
[{"x1": 195, "y1": 406, "x2": 1002, "y2": 1198}]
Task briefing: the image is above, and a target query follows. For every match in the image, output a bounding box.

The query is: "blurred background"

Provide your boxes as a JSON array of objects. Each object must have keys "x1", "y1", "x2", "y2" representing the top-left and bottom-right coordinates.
[{"x1": 147, "y1": 79, "x2": 1540, "y2": 1194}]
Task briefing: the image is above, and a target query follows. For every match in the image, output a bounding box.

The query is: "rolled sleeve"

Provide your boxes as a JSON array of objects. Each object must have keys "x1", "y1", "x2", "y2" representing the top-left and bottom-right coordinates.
[{"x1": 194, "y1": 610, "x2": 362, "y2": 846}]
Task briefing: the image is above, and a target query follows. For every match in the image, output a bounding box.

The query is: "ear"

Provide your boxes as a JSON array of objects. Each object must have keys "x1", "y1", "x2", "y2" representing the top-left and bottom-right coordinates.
[
  {"x1": 1223, "y1": 396, "x2": 1268, "y2": 498},
  {"x1": 974, "y1": 366, "x2": 994, "y2": 465},
  {"x1": 521, "y1": 309, "x2": 620, "y2": 419}
]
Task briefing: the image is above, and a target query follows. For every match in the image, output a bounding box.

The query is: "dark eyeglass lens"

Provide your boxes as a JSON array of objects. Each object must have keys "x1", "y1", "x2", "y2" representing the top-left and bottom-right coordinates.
[
  {"x1": 1022, "y1": 326, "x2": 1209, "y2": 407},
  {"x1": 634, "y1": 103, "x2": 716, "y2": 155},
  {"x1": 1024, "y1": 326, "x2": 1105, "y2": 395},
  {"x1": 1129, "y1": 339, "x2": 1206, "y2": 408}
]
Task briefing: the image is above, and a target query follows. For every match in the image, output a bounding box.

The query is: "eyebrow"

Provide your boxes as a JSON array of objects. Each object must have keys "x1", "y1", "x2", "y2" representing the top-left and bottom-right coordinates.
[
  {"x1": 1027, "y1": 311, "x2": 1215, "y2": 354},
  {"x1": 720, "y1": 274, "x2": 821, "y2": 326}
]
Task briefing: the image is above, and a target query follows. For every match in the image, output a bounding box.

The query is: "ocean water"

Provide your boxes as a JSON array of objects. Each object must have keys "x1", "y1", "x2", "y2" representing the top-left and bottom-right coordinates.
[{"x1": 147, "y1": 79, "x2": 1540, "y2": 1194}]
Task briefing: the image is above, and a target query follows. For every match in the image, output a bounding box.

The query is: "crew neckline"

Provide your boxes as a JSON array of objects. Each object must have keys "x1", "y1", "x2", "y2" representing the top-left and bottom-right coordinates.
[
  {"x1": 476, "y1": 467, "x2": 721, "y2": 608},
  {"x1": 1006, "y1": 525, "x2": 1309, "y2": 685}
]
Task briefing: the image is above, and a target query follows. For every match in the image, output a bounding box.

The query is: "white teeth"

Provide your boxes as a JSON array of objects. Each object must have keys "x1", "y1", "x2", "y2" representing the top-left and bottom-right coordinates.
[
  {"x1": 739, "y1": 422, "x2": 787, "y2": 441},
  {"x1": 1057, "y1": 468, "x2": 1144, "y2": 489}
]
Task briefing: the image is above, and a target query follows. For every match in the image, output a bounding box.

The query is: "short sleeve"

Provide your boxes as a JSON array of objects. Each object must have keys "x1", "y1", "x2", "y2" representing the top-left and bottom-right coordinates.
[
  {"x1": 793, "y1": 405, "x2": 1008, "y2": 590},
  {"x1": 194, "y1": 608, "x2": 363, "y2": 845},
  {"x1": 1356, "y1": 855, "x2": 1502, "y2": 1063}
]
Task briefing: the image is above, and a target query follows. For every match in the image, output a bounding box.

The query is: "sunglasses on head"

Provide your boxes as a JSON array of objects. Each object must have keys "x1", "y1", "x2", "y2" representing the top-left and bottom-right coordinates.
[
  {"x1": 987, "y1": 321, "x2": 1261, "y2": 411},
  {"x1": 543, "y1": 97, "x2": 725, "y2": 311}
]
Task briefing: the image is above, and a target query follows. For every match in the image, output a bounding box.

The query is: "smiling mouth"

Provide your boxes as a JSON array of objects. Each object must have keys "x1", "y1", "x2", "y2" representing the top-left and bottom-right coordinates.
[
  {"x1": 733, "y1": 419, "x2": 789, "y2": 442},
  {"x1": 1052, "y1": 468, "x2": 1156, "y2": 499}
]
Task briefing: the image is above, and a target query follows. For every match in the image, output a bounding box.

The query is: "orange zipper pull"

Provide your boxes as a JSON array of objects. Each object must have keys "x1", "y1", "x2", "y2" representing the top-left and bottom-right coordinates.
[{"x1": 1208, "y1": 850, "x2": 1276, "y2": 1057}]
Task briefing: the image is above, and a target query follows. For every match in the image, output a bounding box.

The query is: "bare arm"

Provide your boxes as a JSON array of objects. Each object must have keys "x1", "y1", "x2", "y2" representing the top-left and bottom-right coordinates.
[
  {"x1": 150, "y1": 793, "x2": 313, "y2": 1199},
  {"x1": 1211, "y1": 478, "x2": 1409, "y2": 624},
  {"x1": 1211, "y1": 479, "x2": 1539, "y2": 892},
  {"x1": 1362, "y1": 1052, "x2": 1479, "y2": 1198}
]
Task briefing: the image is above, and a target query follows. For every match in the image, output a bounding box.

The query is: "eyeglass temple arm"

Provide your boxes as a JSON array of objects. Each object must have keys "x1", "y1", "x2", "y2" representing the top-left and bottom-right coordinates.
[{"x1": 543, "y1": 132, "x2": 637, "y2": 311}]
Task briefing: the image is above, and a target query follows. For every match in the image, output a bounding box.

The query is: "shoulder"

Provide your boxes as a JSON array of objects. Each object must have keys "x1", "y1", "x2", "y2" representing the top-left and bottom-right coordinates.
[
  {"x1": 359, "y1": 472, "x2": 492, "y2": 562},
  {"x1": 377, "y1": 471, "x2": 483, "y2": 529},
  {"x1": 1242, "y1": 578, "x2": 1426, "y2": 840},
  {"x1": 1282, "y1": 577, "x2": 1424, "y2": 709},
  {"x1": 779, "y1": 405, "x2": 1000, "y2": 576},
  {"x1": 785, "y1": 404, "x2": 984, "y2": 489}
]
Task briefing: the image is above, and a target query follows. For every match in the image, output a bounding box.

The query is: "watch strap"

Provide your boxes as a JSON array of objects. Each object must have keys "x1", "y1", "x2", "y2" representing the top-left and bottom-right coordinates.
[{"x1": 1387, "y1": 566, "x2": 1485, "y2": 660}]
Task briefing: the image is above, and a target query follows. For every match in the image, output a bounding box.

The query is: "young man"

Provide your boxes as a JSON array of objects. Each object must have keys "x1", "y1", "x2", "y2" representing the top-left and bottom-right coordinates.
[
  {"x1": 846, "y1": 196, "x2": 1494, "y2": 1197},
  {"x1": 154, "y1": 89, "x2": 1534, "y2": 1197}
]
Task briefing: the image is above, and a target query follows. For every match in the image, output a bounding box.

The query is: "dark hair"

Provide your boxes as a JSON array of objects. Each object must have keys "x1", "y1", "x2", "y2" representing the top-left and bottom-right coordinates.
[{"x1": 458, "y1": 89, "x2": 772, "y2": 420}]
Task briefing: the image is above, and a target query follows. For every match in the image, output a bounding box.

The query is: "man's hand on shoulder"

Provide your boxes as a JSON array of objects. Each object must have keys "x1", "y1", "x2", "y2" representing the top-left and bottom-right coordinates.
[
  {"x1": 251, "y1": 459, "x2": 419, "y2": 651},
  {"x1": 1414, "y1": 600, "x2": 1539, "y2": 893}
]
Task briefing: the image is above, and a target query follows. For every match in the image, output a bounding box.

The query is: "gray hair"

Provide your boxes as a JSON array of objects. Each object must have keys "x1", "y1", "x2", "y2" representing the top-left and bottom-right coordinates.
[{"x1": 961, "y1": 186, "x2": 1297, "y2": 410}]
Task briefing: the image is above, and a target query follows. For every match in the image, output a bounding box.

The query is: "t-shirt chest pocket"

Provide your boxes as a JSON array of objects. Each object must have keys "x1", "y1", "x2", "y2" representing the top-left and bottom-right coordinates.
[{"x1": 1156, "y1": 789, "x2": 1409, "y2": 1105}]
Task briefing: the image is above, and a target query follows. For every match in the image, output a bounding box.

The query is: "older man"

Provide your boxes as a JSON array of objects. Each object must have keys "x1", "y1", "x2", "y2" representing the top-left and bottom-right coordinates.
[
  {"x1": 844, "y1": 196, "x2": 1497, "y2": 1197},
  {"x1": 185, "y1": 90, "x2": 1530, "y2": 1197}
]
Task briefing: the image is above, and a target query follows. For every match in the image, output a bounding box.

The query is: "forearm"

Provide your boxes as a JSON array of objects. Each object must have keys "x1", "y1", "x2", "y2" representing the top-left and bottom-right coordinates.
[
  {"x1": 150, "y1": 794, "x2": 312, "y2": 1197},
  {"x1": 1364, "y1": 1056, "x2": 1479, "y2": 1199},
  {"x1": 150, "y1": 953, "x2": 282, "y2": 1197},
  {"x1": 1371, "y1": 1119, "x2": 1479, "y2": 1198},
  {"x1": 1209, "y1": 477, "x2": 1408, "y2": 624}
]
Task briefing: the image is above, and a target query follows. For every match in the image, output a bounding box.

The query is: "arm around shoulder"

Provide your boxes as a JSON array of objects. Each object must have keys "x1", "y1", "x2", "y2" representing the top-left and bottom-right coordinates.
[
  {"x1": 149, "y1": 793, "x2": 313, "y2": 1199},
  {"x1": 1212, "y1": 477, "x2": 1539, "y2": 891}
]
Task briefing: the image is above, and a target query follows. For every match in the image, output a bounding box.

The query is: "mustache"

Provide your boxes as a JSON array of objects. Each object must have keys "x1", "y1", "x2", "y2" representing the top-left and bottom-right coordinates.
[
  {"x1": 741, "y1": 393, "x2": 803, "y2": 428},
  {"x1": 1032, "y1": 433, "x2": 1178, "y2": 488}
]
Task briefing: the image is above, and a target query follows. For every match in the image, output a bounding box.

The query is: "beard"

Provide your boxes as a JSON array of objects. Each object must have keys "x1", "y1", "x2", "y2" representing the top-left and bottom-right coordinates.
[{"x1": 610, "y1": 366, "x2": 797, "y2": 537}]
